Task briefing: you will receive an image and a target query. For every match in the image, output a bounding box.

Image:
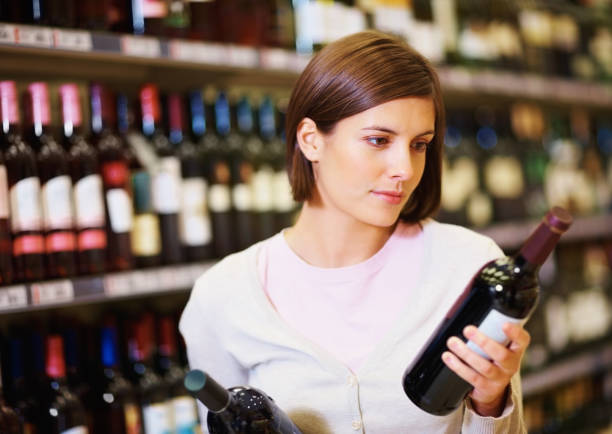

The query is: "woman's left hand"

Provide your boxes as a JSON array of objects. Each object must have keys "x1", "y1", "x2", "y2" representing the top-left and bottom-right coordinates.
[{"x1": 441, "y1": 322, "x2": 531, "y2": 417}]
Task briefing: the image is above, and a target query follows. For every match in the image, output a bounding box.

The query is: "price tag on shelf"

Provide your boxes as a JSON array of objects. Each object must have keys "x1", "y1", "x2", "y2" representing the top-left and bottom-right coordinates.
[
  {"x1": 0, "y1": 285, "x2": 28, "y2": 311},
  {"x1": 0, "y1": 23, "x2": 17, "y2": 44},
  {"x1": 173, "y1": 264, "x2": 195, "y2": 290},
  {"x1": 121, "y1": 35, "x2": 161, "y2": 58},
  {"x1": 53, "y1": 29, "x2": 92, "y2": 52},
  {"x1": 169, "y1": 40, "x2": 225, "y2": 65},
  {"x1": 259, "y1": 48, "x2": 291, "y2": 70},
  {"x1": 189, "y1": 263, "x2": 210, "y2": 282},
  {"x1": 30, "y1": 280, "x2": 74, "y2": 305},
  {"x1": 16, "y1": 25, "x2": 53, "y2": 47},
  {"x1": 228, "y1": 45, "x2": 259, "y2": 68},
  {"x1": 290, "y1": 52, "x2": 312, "y2": 73},
  {"x1": 104, "y1": 273, "x2": 133, "y2": 296},
  {"x1": 130, "y1": 270, "x2": 159, "y2": 293},
  {"x1": 157, "y1": 267, "x2": 178, "y2": 290}
]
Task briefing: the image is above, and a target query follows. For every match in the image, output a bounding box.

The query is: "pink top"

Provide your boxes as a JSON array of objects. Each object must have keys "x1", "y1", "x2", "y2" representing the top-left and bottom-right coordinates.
[{"x1": 257, "y1": 222, "x2": 424, "y2": 372}]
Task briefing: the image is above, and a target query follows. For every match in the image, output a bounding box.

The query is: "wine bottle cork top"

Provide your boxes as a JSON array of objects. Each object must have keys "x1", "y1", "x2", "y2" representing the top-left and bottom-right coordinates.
[
  {"x1": 184, "y1": 369, "x2": 207, "y2": 392},
  {"x1": 546, "y1": 207, "x2": 573, "y2": 233}
]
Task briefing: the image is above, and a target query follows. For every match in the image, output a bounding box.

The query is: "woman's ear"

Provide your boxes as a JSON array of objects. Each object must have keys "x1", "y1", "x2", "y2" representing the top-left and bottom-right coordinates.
[{"x1": 296, "y1": 117, "x2": 324, "y2": 162}]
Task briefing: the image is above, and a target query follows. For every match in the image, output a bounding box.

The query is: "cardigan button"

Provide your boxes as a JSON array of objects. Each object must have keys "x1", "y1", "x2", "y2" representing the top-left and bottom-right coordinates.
[{"x1": 351, "y1": 421, "x2": 362, "y2": 430}]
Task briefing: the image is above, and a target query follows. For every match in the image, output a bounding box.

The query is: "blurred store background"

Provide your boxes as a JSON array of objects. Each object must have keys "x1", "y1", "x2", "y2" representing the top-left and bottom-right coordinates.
[{"x1": 0, "y1": 0, "x2": 610, "y2": 433}]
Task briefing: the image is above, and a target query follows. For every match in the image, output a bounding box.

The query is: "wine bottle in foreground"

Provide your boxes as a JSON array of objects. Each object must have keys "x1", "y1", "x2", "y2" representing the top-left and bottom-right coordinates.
[
  {"x1": 184, "y1": 369, "x2": 303, "y2": 434},
  {"x1": 402, "y1": 207, "x2": 573, "y2": 416}
]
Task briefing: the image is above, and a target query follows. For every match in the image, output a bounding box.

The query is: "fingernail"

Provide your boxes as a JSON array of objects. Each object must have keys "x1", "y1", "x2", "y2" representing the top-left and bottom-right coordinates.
[
  {"x1": 442, "y1": 352, "x2": 452, "y2": 363},
  {"x1": 464, "y1": 326, "x2": 476, "y2": 338},
  {"x1": 447, "y1": 337, "x2": 461, "y2": 349}
]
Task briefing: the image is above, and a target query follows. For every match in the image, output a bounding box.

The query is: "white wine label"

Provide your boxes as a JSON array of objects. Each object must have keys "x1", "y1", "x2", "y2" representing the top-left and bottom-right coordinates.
[
  {"x1": 208, "y1": 184, "x2": 232, "y2": 213},
  {"x1": 232, "y1": 183, "x2": 252, "y2": 211},
  {"x1": 132, "y1": 214, "x2": 161, "y2": 256},
  {"x1": 172, "y1": 395, "x2": 199, "y2": 431},
  {"x1": 10, "y1": 177, "x2": 42, "y2": 232},
  {"x1": 142, "y1": 403, "x2": 172, "y2": 434},
  {"x1": 484, "y1": 156, "x2": 525, "y2": 199},
  {"x1": 180, "y1": 178, "x2": 212, "y2": 246},
  {"x1": 0, "y1": 166, "x2": 9, "y2": 218},
  {"x1": 152, "y1": 157, "x2": 182, "y2": 214},
  {"x1": 107, "y1": 189, "x2": 133, "y2": 233},
  {"x1": 42, "y1": 175, "x2": 73, "y2": 230},
  {"x1": 467, "y1": 309, "x2": 526, "y2": 359},
  {"x1": 251, "y1": 168, "x2": 275, "y2": 212},
  {"x1": 272, "y1": 171, "x2": 295, "y2": 212},
  {"x1": 60, "y1": 426, "x2": 88, "y2": 434},
  {"x1": 74, "y1": 175, "x2": 105, "y2": 229}
]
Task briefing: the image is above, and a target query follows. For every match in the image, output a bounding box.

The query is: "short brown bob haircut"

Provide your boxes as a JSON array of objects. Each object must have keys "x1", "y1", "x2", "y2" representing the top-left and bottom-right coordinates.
[{"x1": 285, "y1": 30, "x2": 444, "y2": 223}]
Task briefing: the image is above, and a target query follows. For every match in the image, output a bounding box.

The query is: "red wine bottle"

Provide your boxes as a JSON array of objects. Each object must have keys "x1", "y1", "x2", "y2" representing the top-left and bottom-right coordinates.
[
  {"x1": 91, "y1": 83, "x2": 134, "y2": 272},
  {"x1": 402, "y1": 207, "x2": 573, "y2": 416},
  {"x1": 42, "y1": 335, "x2": 90, "y2": 433},
  {"x1": 60, "y1": 83, "x2": 108, "y2": 275},
  {"x1": 139, "y1": 84, "x2": 183, "y2": 265},
  {"x1": 0, "y1": 150, "x2": 12, "y2": 285},
  {"x1": 184, "y1": 369, "x2": 303, "y2": 434},
  {"x1": 0, "y1": 80, "x2": 45, "y2": 282},
  {"x1": 25, "y1": 82, "x2": 78, "y2": 279}
]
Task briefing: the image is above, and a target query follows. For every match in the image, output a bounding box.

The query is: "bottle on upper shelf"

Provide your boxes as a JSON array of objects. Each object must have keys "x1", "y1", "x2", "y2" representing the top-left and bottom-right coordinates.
[
  {"x1": 60, "y1": 83, "x2": 108, "y2": 275},
  {"x1": 90, "y1": 83, "x2": 135, "y2": 272},
  {"x1": 24, "y1": 82, "x2": 77, "y2": 279},
  {"x1": 0, "y1": 80, "x2": 45, "y2": 282},
  {"x1": 0, "y1": 144, "x2": 12, "y2": 285}
]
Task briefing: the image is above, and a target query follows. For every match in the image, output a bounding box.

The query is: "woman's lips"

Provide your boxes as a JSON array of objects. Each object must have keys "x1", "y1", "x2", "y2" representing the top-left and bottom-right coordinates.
[{"x1": 372, "y1": 190, "x2": 404, "y2": 204}]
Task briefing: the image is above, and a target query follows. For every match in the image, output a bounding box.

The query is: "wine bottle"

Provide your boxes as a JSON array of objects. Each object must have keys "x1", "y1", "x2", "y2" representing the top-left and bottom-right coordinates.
[
  {"x1": 92, "y1": 323, "x2": 142, "y2": 434},
  {"x1": 0, "y1": 149, "x2": 12, "y2": 285},
  {"x1": 91, "y1": 83, "x2": 134, "y2": 272},
  {"x1": 179, "y1": 91, "x2": 213, "y2": 261},
  {"x1": 184, "y1": 369, "x2": 303, "y2": 434},
  {"x1": 25, "y1": 82, "x2": 78, "y2": 279},
  {"x1": 0, "y1": 347, "x2": 22, "y2": 434},
  {"x1": 131, "y1": 170, "x2": 162, "y2": 268},
  {"x1": 42, "y1": 334, "x2": 90, "y2": 433},
  {"x1": 127, "y1": 314, "x2": 172, "y2": 434},
  {"x1": 402, "y1": 207, "x2": 573, "y2": 416},
  {"x1": 60, "y1": 83, "x2": 108, "y2": 275},
  {"x1": 139, "y1": 84, "x2": 183, "y2": 265},
  {"x1": 187, "y1": 0, "x2": 220, "y2": 42},
  {"x1": 131, "y1": 0, "x2": 168, "y2": 36},
  {"x1": 156, "y1": 315, "x2": 199, "y2": 433},
  {"x1": 270, "y1": 102, "x2": 296, "y2": 232},
  {"x1": 0, "y1": 80, "x2": 45, "y2": 282}
]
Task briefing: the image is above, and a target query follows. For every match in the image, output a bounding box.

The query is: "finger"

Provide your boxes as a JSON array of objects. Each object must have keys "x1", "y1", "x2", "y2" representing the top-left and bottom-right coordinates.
[
  {"x1": 446, "y1": 336, "x2": 501, "y2": 380},
  {"x1": 503, "y1": 323, "x2": 531, "y2": 352},
  {"x1": 463, "y1": 325, "x2": 511, "y2": 364},
  {"x1": 442, "y1": 351, "x2": 486, "y2": 391}
]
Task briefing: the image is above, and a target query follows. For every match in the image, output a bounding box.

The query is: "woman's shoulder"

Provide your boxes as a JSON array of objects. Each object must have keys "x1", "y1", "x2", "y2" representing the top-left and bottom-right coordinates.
[{"x1": 420, "y1": 219, "x2": 503, "y2": 257}]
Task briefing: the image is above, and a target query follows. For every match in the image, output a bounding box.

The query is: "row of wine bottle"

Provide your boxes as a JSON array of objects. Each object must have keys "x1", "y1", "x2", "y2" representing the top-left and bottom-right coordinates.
[
  {"x1": 0, "y1": 312, "x2": 199, "y2": 434},
  {"x1": 437, "y1": 102, "x2": 612, "y2": 228},
  {"x1": 0, "y1": 79, "x2": 296, "y2": 284},
  {"x1": 2, "y1": 1, "x2": 612, "y2": 81}
]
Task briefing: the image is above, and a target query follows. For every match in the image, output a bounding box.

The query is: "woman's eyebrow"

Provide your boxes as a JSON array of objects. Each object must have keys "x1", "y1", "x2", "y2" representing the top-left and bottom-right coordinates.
[{"x1": 361, "y1": 126, "x2": 435, "y2": 137}]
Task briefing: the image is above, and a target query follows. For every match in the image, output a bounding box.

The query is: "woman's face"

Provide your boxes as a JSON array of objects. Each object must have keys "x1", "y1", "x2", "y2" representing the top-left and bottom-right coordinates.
[{"x1": 312, "y1": 96, "x2": 435, "y2": 228}]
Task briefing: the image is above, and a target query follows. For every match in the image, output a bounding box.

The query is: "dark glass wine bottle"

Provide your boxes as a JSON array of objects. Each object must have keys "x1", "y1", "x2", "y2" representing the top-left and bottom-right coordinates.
[
  {"x1": 25, "y1": 82, "x2": 77, "y2": 279},
  {"x1": 0, "y1": 347, "x2": 22, "y2": 434},
  {"x1": 139, "y1": 84, "x2": 183, "y2": 265},
  {"x1": 0, "y1": 149, "x2": 12, "y2": 285},
  {"x1": 42, "y1": 334, "x2": 90, "y2": 433},
  {"x1": 402, "y1": 207, "x2": 573, "y2": 416},
  {"x1": 0, "y1": 80, "x2": 45, "y2": 282},
  {"x1": 184, "y1": 369, "x2": 303, "y2": 434},
  {"x1": 127, "y1": 313, "x2": 172, "y2": 434},
  {"x1": 60, "y1": 83, "x2": 107, "y2": 275},
  {"x1": 91, "y1": 83, "x2": 134, "y2": 272},
  {"x1": 188, "y1": 0, "x2": 220, "y2": 42},
  {"x1": 271, "y1": 102, "x2": 295, "y2": 232},
  {"x1": 46, "y1": 0, "x2": 77, "y2": 28},
  {"x1": 92, "y1": 323, "x2": 142, "y2": 434},
  {"x1": 177, "y1": 91, "x2": 213, "y2": 261}
]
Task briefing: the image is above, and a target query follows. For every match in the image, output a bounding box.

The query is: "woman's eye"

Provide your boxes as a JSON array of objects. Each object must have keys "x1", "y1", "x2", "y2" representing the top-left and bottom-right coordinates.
[
  {"x1": 366, "y1": 137, "x2": 389, "y2": 147},
  {"x1": 411, "y1": 141, "x2": 430, "y2": 152}
]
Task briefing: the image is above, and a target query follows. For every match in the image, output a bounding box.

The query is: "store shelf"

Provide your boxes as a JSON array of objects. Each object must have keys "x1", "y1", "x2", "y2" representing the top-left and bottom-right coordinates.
[
  {"x1": 477, "y1": 213, "x2": 612, "y2": 250},
  {"x1": 0, "y1": 262, "x2": 213, "y2": 315},
  {"x1": 522, "y1": 341, "x2": 612, "y2": 397},
  {"x1": 2, "y1": 22, "x2": 612, "y2": 105}
]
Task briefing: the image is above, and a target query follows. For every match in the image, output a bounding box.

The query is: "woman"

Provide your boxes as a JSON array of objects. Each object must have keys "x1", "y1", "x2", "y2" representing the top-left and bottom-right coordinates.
[{"x1": 180, "y1": 30, "x2": 528, "y2": 433}]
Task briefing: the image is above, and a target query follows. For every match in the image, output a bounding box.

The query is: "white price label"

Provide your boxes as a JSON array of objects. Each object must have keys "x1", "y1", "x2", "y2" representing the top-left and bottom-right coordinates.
[
  {"x1": 0, "y1": 24, "x2": 17, "y2": 44},
  {"x1": 260, "y1": 48, "x2": 291, "y2": 70},
  {"x1": 53, "y1": 29, "x2": 92, "y2": 51},
  {"x1": 169, "y1": 40, "x2": 225, "y2": 65},
  {"x1": 130, "y1": 270, "x2": 159, "y2": 293},
  {"x1": 228, "y1": 45, "x2": 259, "y2": 68},
  {"x1": 190, "y1": 263, "x2": 211, "y2": 281},
  {"x1": 30, "y1": 280, "x2": 74, "y2": 305},
  {"x1": 16, "y1": 25, "x2": 53, "y2": 47},
  {"x1": 104, "y1": 273, "x2": 133, "y2": 296},
  {"x1": 0, "y1": 286, "x2": 28, "y2": 311},
  {"x1": 173, "y1": 265, "x2": 194, "y2": 290},
  {"x1": 290, "y1": 52, "x2": 312, "y2": 73},
  {"x1": 157, "y1": 268, "x2": 177, "y2": 290},
  {"x1": 121, "y1": 35, "x2": 161, "y2": 58}
]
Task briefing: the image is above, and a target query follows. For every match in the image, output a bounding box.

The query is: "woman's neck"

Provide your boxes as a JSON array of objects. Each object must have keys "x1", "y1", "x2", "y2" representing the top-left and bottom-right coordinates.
[{"x1": 284, "y1": 201, "x2": 396, "y2": 268}]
